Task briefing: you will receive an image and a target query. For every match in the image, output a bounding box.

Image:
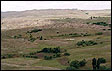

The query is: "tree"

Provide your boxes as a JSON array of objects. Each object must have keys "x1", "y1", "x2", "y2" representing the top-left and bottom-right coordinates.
[
  {"x1": 70, "y1": 60, "x2": 80, "y2": 69},
  {"x1": 92, "y1": 58, "x2": 97, "y2": 70},
  {"x1": 79, "y1": 59, "x2": 87, "y2": 67},
  {"x1": 96, "y1": 58, "x2": 101, "y2": 69},
  {"x1": 96, "y1": 58, "x2": 106, "y2": 69},
  {"x1": 40, "y1": 36, "x2": 43, "y2": 40},
  {"x1": 98, "y1": 58, "x2": 106, "y2": 63},
  {"x1": 90, "y1": 16, "x2": 92, "y2": 19}
]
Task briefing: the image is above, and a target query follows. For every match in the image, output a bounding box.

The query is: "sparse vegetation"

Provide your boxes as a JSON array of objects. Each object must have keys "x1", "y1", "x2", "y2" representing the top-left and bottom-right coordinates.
[
  {"x1": 1, "y1": 54, "x2": 15, "y2": 59},
  {"x1": 1, "y1": 9, "x2": 111, "y2": 70},
  {"x1": 41, "y1": 47, "x2": 61, "y2": 53},
  {"x1": 39, "y1": 36, "x2": 43, "y2": 40},
  {"x1": 70, "y1": 60, "x2": 80, "y2": 69},
  {"x1": 44, "y1": 56, "x2": 52, "y2": 60},
  {"x1": 79, "y1": 59, "x2": 87, "y2": 67},
  {"x1": 27, "y1": 29, "x2": 42, "y2": 33},
  {"x1": 87, "y1": 22, "x2": 109, "y2": 26},
  {"x1": 64, "y1": 52, "x2": 70, "y2": 56},
  {"x1": 13, "y1": 34, "x2": 22, "y2": 39},
  {"x1": 76, "y1": 40, "x2": 97, "y2": 47},
  {"x1": 95, "y1": 32, "x2": 103, "y2": 35}
]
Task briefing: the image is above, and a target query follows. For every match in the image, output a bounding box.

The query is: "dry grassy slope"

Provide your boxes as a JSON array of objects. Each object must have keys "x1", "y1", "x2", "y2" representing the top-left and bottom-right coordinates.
[{"x1": 1, "y1": 9, "x2": 111, "y2": 30}]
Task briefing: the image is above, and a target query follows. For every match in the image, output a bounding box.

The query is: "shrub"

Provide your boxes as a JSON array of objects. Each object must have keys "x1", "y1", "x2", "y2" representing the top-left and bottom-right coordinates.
[
  {"x1": 83, "y1": 33, "x2": 91, "y2": 36},
  {"x1": 24, "y1": 55, "x2": 38, "y2": 59},
  {"x1": 28, "y1": 29, "x2": 42, "y2": 33},
  {"x1": 13, "y1": 34, "x2": 22, "y2": 39},
  {"x1": 108, "y1": 29, "x2": 111, "y2": 30},
  {"x1": 79, "y1": 59, "x2": 87, "y2": 67},
  {"x1": 55, "y1": 53, "x2": 61, "y2": 57},
  {"x1": 64, "y1": 52, "x2": 70, "y2": 56},
  {"x1": 109, "y1": 24, "x2": 111, "y2": 28},
  {"x1": 92, "y1": 22, "x2": 108, "y2": 26},
  {"x1": 76, "y1": 40, "x2": 97, "y2": 47},
  {"x1": 31, "y1": 55, "x2": 38, "y2": 58},
  {"x1": 98, "y1": 58, "x2": 106, "y2": 63},
  {"x1": 29, "y1": 37, "x2": 36, "y2": 42},
  {"x1": 41, "y1": 47, "x2": 60, "y2": 53},
  {"x1": 70, "y1": 60, "x2": 80, "y2": 68},
  {"x1": 102, "y1": 29, "x2": 106, "y2": 31},
  {"x1": 95, "y1": 32, "x2": 103, "y2": 35},
  {"x1": 44, "y1": 56, "x2": 52, "y2": 60}
]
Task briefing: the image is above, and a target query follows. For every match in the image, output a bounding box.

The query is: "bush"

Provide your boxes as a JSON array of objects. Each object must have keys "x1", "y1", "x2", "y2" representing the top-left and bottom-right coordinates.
[
  {"x1": 28, "y1": 29, "x2": 42, "y2": 33},
  {"x1": 31, "y1": 55, "x2": 38, "y2": 58},
  {"x1": 55, "y1": 53, "x2": 61, "y2": 57},
  {"x1": 44, "y1": 56, "x2": 52, "y2": 60},
  {"x1": 95, "y1": 32, "x2": 103, "y2": 35},
  {"x1": 98, "y1": 58, "x2": 106, "y2": 63},
  {"x1": 102, "y1": 29, "x2": 106, "y2": 31},
  {"x1": 108, "y1": 29, "x2": 111, "y2": 30},
  {"x1": 79, "y1": 59, "x2": 87, "y2": 67},
  {"x1": 64, "y1": 52, "x2": 70, "y2": 56},
  {"x1": 92, "y1": 22, "x2": 108, "y2": 26},
  {"x1": 76, "y1": 40, "x2": 97, "y2": 47},
  {"x1": 66, "y1": 66, "x2": 77, "y2": 70},
  {"x1": 13, "y1": 34, "x2": 22, "y2": 39},
  {"x1": 70, "y1": 60, "x2": 80, "y2": 68},
  {"x1": 24, "y1": 55, "x2": 38, "y2": 59},
  {"x1": 29, "y1": 37, "x2": 36, "y2": 42},
  {"x1": 41, "y1": 47, "x2": 60, "y2": 53}
]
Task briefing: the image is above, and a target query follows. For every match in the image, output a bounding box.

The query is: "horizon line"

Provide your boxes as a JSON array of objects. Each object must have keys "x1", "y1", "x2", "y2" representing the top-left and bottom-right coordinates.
[{"x1": 1, "y1": 8, "x2": 111, "y2": 12}]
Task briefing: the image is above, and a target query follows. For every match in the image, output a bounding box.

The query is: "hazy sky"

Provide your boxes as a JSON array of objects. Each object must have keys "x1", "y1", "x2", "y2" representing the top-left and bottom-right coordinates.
[{"x1": 1, "y1": 1, "x2": 111, "y2": 12}]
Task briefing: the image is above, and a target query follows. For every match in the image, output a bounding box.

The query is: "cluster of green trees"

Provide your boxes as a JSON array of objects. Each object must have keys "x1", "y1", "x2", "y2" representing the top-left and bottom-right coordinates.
[
  {"x1": 76, "y1": 40, "x2": 97, "y2": 47},
  {"x1": 41, "y1": 47, "x2": 61, "y2": 53},
  {"x1": 41, "y1": 47, "x2": 70, "y2": 60},
  {"x1": 27, "y1": 29, "x2": 42, "y2": 33},
  {"x1": 66, "y1": 59, "x2": 87, "y2": 70},
  {"x1": 66, "y1": 58, "x2": 110, "y2": 70},
  {"x1": 92, "y1": 58, "x2": 107, "y2": 70},
  {"x1": 1, "y1": 54, "x2": 15, "y2": 59}
]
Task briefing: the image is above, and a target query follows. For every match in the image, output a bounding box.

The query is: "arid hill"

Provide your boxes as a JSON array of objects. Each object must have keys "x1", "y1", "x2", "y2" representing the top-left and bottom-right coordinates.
[{"x1": 1, "y1": 9, "x2": 111, "y2": 30}]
